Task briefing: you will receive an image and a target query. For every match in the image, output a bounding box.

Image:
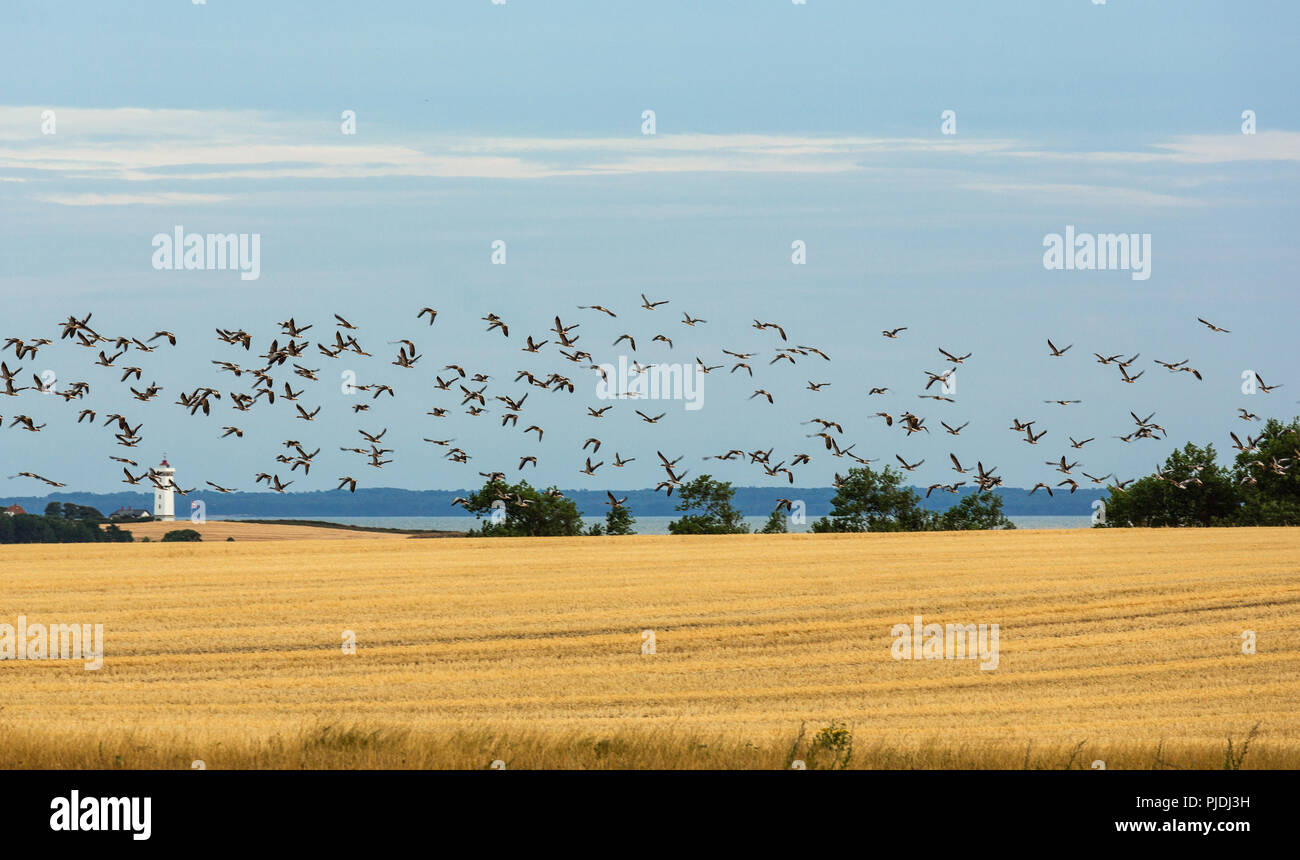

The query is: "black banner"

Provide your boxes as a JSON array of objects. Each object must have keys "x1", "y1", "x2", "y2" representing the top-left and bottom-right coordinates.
[{"x1": 1, "y1": 769, "x2": 1281, "y2": 848}]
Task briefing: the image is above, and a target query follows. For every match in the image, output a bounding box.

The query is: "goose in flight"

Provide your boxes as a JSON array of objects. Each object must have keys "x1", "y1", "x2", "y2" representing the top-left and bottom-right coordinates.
[
  {"x1": 9, "y1": 415, "x2": 44, "y2": 432},
  {"x1": 518, "y1": 456, "x2": 538, "y2": 470},
  {"x1": 901, "y1": 414, "x2": 929, "y2": 435},
  {"x1": 682, "y1": 312, "x2": 706, "y2": 326},
  {"x1": 277, "y1": 319, "x2": 312, "y2": 338},
  {"x1": 1069, "y1": 437, "x2": 1094, "y2": 449},
  {"x1": 584, "y1": 437, "x2": 602, "y2": 453},
  {"x1": 923, "y1": 369, "x2": 954, "y2": 390},
  {"x1": 697, "y1": 357, "x2": 723, "y2": 373},
  {"x1": 612, "y1": 452, "x2": 635, "y2": 467},
  {"x1": 750, "y1": 389, "x2": 774, "y2": 404},
  {"x1": 1029, "y1": 483, "x2": 1053, "y2": 497},
  {"x1": 12, "y1": 472, "x2": 64, "y2": 487},
  {"x1": 613, "y1": 334, "x2": 636, "y2": 351},
  {"x1": 605, "y1": 491, "x2": 627, "y2": 508},
  {"x1": 881, "y1": 327, "x2": 907, "y2": 339},
  {"x1": 1254, "y1": 373, "x2": 1282, "y2": 393},
  {"x1": 1047, "y1": 340, "x2": 1073, "y2": 357},
  {"x1": 806, "y1": 382, "x2": 830, "y2": 391},
  {"x1": 895, "y1": 455, "x2": 924, "y2": 472},
  {"x1": 417, "y1": 308, "x2": 437, "y2": 325},
  {"x1": 641, "y1": 293, "x2": 669, "y2": 310},
  {"x1": 1024, "y1": 427, "x2": 1047, "y2": 444},
  {"x1": 579, "y1": 458, "x2": 603, "y2": 476},
  {"x1": 807, "y1": 418, "x2": 843, "y2": 434},
  {"x1": 868, "y1": 387, "x2": 889, "y2": 396},
  {"x1": 752, "y1": 320, "x2": 787, "y2": 340},
  {"x1": 579, "y1": 304, "x2": 617, "y2": 317},
  {"x1": 1047, "y1": 456, "x2": 1078, "y2": 474},
  {"x1": 941, "y1": 421, "x2": 968, "y2": 436},
  {"x1": 1197, "y1": 317, "x2": 1230, "y2": 333},
  {"x1": 938, "y1": 348, "x2": 971, "y2": 364},
  {"x1": 1118, "y1": 365, "x2": 1144, "y2": 384},
  {"x1": 636, "y1": 410, "x2": 666, "y2": 423},
  {"x1": 1044, "y1": 399, "x2": 1081, "y2": 406},
  {"x1": 147, "y1": 330, "x2": 178, "y2": 346},
  {"x1": 588, "y1": 405, "x2": 613, "y2": 418},
  {"x1": 949, "y1": 453, "x2": 967, "y2": 474}
]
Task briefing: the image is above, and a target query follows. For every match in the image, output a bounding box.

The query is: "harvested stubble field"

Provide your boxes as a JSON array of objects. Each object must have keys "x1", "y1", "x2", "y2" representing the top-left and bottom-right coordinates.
[{"x1": 2, "y1": 528, "x2": 1298, "y2": 769}]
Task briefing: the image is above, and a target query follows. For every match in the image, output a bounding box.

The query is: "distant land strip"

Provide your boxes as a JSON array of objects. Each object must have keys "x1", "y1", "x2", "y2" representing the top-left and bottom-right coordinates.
[{"x1": 2, "y1": 485, "x2": 1102, "y2": 519}]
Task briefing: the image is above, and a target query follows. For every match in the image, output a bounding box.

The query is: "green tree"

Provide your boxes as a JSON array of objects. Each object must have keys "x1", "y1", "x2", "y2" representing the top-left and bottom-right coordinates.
[
  {"x1": 938, "y1": 491, "x2": 1016, "y2": 530},
  {"x1": 161, "y1": 529, "x2": 203, "y2": 542},
  {"x1": 811, "y1": 465, "x2": 931, "y2": 532},
  {"x1": 667, "y1": 475, "x2": 749, "y2": 534},
  {"x1": 759, "y1": 509, "x2": 789, "y2": 533},
  {"x1": 460, "y1": 478, "x2": 585, "y2": 537},
  {"x1": 1233, "y1": 417, "x2": 1300, "y2": 525},
  {"x1": 1100, "y1": 442, "x2": 1240, "y2": 527},
  {"x1": 603, "y1": 504, "x2": 636, "y2": 535}
]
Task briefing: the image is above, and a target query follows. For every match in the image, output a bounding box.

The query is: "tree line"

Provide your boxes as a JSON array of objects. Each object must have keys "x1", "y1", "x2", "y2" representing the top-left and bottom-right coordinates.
[
  {"x1": 457, "y1": 464, "x2": 1015, "y2": 536},
  {"x1": 1098, "y1": 417, "x2": 1300, "y2": 527},
  {"x1": 0, "y1": 503, "x2": 134, "y2": 544}
]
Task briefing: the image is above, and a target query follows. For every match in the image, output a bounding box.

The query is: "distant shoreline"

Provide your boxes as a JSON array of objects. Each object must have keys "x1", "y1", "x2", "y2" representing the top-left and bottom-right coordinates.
[{"x1": 236, "y1": 518, "x2": 466, "y2": 537}]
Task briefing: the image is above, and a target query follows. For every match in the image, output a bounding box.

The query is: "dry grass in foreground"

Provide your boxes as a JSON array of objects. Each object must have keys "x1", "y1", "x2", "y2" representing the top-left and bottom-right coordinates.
[
  {"x1": 2, "y1": 528, "x2": 1298, "y2": 768},
  {"x1": 0, "y1": 724, "x2": 1285, "y2": 770}
]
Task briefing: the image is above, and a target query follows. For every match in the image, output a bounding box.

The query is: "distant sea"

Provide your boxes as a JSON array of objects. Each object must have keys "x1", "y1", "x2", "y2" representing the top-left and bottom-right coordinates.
[{"x1": 217, "y1": 514, "x2": 1093, "y2": 534}]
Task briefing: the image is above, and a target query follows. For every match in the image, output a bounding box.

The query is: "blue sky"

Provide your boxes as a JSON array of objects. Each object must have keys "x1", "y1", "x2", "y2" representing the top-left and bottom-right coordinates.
[{"x1": 1, "y1": 1, "x2": 1297, "y2": 499}]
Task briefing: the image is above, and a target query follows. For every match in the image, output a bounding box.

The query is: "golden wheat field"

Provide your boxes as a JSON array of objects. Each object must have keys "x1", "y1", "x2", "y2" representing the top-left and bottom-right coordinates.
[{"x1": 2, "y1": 528, "x2": 1298, "y2": 769}]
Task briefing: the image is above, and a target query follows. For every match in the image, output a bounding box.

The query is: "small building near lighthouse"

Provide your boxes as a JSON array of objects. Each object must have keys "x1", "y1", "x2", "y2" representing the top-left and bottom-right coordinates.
[{"x1": 153, "y1": 457, "x2": 176, "y2": 522}]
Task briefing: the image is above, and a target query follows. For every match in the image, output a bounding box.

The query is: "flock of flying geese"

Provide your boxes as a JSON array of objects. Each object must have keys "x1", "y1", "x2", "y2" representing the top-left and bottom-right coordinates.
[{"x1": 1, "y1": 307, "x2": 1289, "y2": 515}]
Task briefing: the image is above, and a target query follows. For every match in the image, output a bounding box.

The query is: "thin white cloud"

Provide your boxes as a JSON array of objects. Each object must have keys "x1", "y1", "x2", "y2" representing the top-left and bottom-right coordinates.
[
  {"x1": 0, "y1": 106, "x2": 1291, "y2": 207},
  {"x1": 34, "y1": 191, "x2": 233, "y2": 206}
]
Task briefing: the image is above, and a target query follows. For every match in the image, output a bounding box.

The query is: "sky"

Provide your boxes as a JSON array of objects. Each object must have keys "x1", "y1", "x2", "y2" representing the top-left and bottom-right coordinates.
[{"x1": 1, "y1": 1, "x2": 1298, "y2": 500}]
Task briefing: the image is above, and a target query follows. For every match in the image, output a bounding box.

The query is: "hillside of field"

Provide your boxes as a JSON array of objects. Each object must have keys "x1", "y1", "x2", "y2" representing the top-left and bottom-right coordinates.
[
  {"x1": 100, "y1": 520, "x2": 416, "y2": 542},
  {"x1": 2, "y1": 528, "x2": 1297, "y2": 768}
]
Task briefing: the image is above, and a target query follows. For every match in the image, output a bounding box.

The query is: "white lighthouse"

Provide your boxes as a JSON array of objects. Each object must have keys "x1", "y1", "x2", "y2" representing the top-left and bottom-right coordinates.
[{"x1": 153, "y1": 457, "x2": 176, "y2": 522}]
